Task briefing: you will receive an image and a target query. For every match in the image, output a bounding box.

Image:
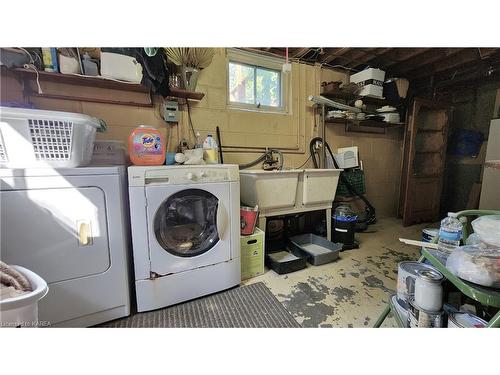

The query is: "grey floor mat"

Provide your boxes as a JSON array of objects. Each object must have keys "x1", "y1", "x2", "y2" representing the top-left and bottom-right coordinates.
[{"x1": 99, "y1": 282, "x2": 301, "y2": 328}]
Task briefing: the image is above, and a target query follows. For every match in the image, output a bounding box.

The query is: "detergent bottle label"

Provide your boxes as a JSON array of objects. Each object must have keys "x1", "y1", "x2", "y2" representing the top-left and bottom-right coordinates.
[{"x1": 134, "y1": 133, "x2": 163, "y2": 155}]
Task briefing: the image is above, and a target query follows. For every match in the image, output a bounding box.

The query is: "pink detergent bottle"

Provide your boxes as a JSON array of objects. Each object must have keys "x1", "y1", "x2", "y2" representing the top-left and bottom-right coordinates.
[{"x1": 129, "y1": 125, "x2": 166, "y2": 166}]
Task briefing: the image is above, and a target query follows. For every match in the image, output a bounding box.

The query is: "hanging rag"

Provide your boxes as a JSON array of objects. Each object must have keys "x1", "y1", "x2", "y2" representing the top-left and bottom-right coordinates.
[{"x1": 0, "y1": 260, "x2": 32, "y2": 300}]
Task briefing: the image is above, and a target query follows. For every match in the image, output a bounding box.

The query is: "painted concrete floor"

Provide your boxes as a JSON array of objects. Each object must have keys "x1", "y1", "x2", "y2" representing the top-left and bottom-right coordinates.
[{"x1": 243, "y1": 217, "x2": 436, "y2": 328}]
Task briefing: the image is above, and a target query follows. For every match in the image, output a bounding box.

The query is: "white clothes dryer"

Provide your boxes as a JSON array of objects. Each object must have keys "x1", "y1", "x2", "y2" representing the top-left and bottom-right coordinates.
[
  {"x1": 128, "y1": 165, "x2": 241, "y2": 312},
  {"x1": 0, "y1": 166, "x2": 132, "y2": 327}
]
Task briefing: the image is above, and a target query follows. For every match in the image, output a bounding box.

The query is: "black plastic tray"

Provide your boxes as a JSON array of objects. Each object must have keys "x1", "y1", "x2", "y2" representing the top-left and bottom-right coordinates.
[
  {"x1": 266, "y1": 250, "x2": 307, "y2": 275},
  {"x1": 289, "y1": 233, "x2": 341, "y2": 266}
]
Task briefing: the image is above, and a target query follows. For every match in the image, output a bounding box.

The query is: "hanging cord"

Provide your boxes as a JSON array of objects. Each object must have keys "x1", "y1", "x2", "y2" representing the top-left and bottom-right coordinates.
[
  {"x1": 23, "y1": 64, "x2": 43, "y2": 94},
  {"x1": 16, "y1": 48, "x2": 42, "y2": 95},
  {"x1": 185, "y1": 99, "x2": 197, "y2": 142},
  {"x1": 166, "y1": 125, "x2": 172, "y2": 153},
  {"x1": 294, "y1": 154, "x2": 312, "y2": 169}
]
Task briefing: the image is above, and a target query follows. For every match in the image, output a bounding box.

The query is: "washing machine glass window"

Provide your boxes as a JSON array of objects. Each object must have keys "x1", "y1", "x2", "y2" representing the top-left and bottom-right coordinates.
[{"x1": 154, "y1": 188, "x2": 220, "y2": 257}]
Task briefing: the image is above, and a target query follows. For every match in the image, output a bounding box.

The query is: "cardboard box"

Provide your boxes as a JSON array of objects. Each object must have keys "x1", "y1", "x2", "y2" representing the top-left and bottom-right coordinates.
[
  {"x1": 90, "y1": 140, "x2": 127, "y2": 165},
  {"x1": 240, "y1": 227, "x2": 265, "y2": 280},
  {"x1": 349, "y1": 68, "x2": 386, "y2": 98}
]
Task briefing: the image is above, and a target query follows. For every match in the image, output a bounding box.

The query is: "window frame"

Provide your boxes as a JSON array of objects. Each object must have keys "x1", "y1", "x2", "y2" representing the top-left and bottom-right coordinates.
[{"x1": 226, "y1": 49, "x2": 290, "y2": 114}]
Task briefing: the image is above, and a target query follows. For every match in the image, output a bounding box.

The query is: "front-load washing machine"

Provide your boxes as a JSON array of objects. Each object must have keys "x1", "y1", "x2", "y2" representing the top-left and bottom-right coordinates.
[
  {"x1": 0, "y1": 166, "x2": 132, "y2": 327},
  {"x1": 128, "y1": 165, "x2": 241, "y2": 312}
]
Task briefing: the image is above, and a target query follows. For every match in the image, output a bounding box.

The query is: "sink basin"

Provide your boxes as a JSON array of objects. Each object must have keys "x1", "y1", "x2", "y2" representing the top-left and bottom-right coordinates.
[
  {"x1": 302, "y1": 169, "x2": 342, "y2": 205},
  {"x1": 239, "y1": 168, "x2": 343, "y2": 210},
  {"x1": 239, "y1": 169, "x2": 301, "y2": 210}
]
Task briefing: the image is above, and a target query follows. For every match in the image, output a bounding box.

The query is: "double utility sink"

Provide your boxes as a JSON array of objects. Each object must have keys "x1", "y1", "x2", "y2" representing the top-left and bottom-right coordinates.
[{"x1": 239, "y1": 168, "x2": 342, "y2": 240}]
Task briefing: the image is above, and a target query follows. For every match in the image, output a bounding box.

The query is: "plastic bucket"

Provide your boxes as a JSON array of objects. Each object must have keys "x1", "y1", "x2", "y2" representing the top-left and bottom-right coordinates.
[
  {"x1": 422, "y1": 228, "x2": 438, "y2": 243},
  {"x1": 240, "y1": 206, "x2": 259, "y2": 236},
  {"x1": 0, "y1": 265, "x2": 49, "y2": 328}
]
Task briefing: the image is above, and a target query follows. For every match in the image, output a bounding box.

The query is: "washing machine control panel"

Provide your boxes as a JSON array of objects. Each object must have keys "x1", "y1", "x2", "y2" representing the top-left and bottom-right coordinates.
[
  {"x1": 131, "y1": 165, "x2": 239, "y2": 186},
  {"x1": 143, "y1": 168, "x2": 231, "y2": 185},
  {"x1": 181, "y1": 169, "x2": 230, "y2": 183}
]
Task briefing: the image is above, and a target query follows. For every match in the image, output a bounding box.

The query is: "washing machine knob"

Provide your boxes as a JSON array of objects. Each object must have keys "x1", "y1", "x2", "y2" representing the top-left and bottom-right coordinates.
[
  {"x1": 186, "y1": 172, "x2": 195, "y2": 180},
  {"x1": 200, "y1": 171, "x2": 207, "y2": 178}
]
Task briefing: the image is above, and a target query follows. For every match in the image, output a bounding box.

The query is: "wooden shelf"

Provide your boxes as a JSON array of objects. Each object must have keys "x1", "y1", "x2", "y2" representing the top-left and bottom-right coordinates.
[
  {"x1": 167, "y1": 87, "x2": 205, "y2": 101},
  {"x1": 6, "y1": 67, "x2": 205, "y2": 101},
  {"x1": 326, "y1": 117, "x2": 404, "y2": 134},
  {"x1": 326, "y1": 117, "x2": 404, "y2": 128},
  {"x1": 321, "y1": 89, "x2": 393, "y2": 106},
  {"x1": 11, "y1": 67, "x2": 149, "y2": 92}
]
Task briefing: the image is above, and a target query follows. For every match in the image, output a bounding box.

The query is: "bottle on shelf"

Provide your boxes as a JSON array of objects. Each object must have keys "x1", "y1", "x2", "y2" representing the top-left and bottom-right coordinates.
[
  {"x1": 437, "y1": 212, "x2": 462, "y2": 259},
  {"x1": 41, "y1": 48, "x2": 59, "y2": 73},
  {"x1": 203, "y1": 134, "x2": 219, "y2": 164},
  {"x1": 194, "y1": 131, "x2": 202, "y2": 149}
]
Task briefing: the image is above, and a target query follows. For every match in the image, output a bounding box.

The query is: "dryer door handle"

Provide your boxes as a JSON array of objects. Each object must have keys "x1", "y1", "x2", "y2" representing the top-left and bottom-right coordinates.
[{"x1": 216, "y1": 201, "x2": 228, "y2": 239}]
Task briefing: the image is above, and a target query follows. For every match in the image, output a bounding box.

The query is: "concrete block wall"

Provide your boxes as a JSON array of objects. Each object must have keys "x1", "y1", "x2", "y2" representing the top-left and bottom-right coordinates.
[{"x1": 1, "y1": 49, "x2": 405, "y2": 217}]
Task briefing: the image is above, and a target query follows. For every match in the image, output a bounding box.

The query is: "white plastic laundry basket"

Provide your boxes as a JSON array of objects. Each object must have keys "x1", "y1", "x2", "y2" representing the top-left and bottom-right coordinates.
[
  {"x1": 0, "y1": 106, "x2": 101, "y2": 168},
  {"x1": 0, "y1": 266, "x2": 49, "y2": 328}
]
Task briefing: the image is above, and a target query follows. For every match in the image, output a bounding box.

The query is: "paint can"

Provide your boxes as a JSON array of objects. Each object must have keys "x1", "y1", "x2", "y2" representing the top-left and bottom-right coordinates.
[
  {"x1": 414, "y1": 268, "x2": 444, "y2": 311},
  {"x1": 408, "y1": 298, "x2": 444, "y2": 328},
  {"x1": 391, "y1": 294, "x2": 409, "y2": 327},
  {"x1": 448, "y1": 312, "x2": 487, "y2": 328},
  {"x1": 396, "y1": 262, "x2": 441, "y2": 302}
]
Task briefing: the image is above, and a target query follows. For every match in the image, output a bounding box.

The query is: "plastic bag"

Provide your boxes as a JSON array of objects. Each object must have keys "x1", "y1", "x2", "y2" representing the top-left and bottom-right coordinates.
[
  {"x1": 183, "y1": 148, "x2": 205, "y2": 165},
  {"x1": 466, "y1": 233, "x2": 484, "y2": 246},
  {"x1": 446, "y1": 245, "x2": 500, "y2": 288},
  {"x1": 471, "y1": 215, "x2": 500, "y2": 247}
]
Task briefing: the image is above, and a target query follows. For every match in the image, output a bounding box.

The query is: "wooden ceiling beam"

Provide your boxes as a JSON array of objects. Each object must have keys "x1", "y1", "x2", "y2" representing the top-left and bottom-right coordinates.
[
  {"x1": 328, "y1": 48, "x2": 432, "y2": 70},
  {"x1": 318, "y1": 48, "x2": 351, "y2": 64},
  {"x1": 391, "y1": 48, "x2": 463, "y2": 75},
  {"x1": 478, "y1": 48, "x2": 498, "y2": 59},
  {"x1": 339, "y1": 49, "x2": 376, "y2": 67},
  {"x1": 290, "y1": 48, "x2": 310, "y2": 58},
  {"x1": 412, "y1": 53, "x2": 500, "y2": 88},
  {"x1": 407, "y1": 48, "x2": 481, "y2": 79},
  {"x1": 383, "y1": 48, "x2": 432, "y2": 67},
  {"x1": 326, "y1": 48, "x2": 372, "y2": 67},
  {"x1": 345, "y1": 47, "x2": 394, "y2": 68},
  {"x1": 358, "y1": 48, "x2": 409, "y2": 67}
]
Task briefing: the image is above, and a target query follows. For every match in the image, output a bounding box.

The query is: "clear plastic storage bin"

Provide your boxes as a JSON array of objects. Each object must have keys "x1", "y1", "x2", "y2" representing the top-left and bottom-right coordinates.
[{"x1": 0, "y1": 106, "x2": 102, "y2": 168}]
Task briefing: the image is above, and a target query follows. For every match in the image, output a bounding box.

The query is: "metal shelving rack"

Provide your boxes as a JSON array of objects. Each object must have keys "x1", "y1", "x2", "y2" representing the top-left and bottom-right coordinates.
[{"x1": 374, "y1": 209, "x2": 500, "y2": 328}]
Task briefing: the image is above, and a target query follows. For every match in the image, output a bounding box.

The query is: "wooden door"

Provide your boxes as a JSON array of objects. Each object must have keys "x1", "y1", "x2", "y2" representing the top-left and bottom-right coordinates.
[{"x1": 400, "y1": 98, "x2": 450, "y2": 226}]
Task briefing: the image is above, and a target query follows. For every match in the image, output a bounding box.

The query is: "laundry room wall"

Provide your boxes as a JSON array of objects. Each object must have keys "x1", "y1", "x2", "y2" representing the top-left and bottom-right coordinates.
[
  {"x1": 176, "y1": 49, "x2": 326, "y2": 169},
  {"x1": 1, "y1": 49, "x2": 403, "y2": 217}
]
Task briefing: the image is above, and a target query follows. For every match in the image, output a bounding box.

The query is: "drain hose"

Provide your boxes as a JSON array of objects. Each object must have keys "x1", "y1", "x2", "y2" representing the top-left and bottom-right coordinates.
[{"x1": 239, "y1": 149, "x2": 284, "y2": 170}]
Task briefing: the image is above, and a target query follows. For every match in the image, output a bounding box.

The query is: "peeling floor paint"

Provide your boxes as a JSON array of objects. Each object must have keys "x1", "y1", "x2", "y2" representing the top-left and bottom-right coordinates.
[{"x1": 243, "y1": 217, "x2": 431, "y2": 327}]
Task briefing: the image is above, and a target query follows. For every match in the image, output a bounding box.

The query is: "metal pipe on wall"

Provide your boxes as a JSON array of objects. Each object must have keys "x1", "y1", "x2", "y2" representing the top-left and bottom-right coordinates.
[{"x1": 320, "y1": 104, "x2": 326, "y2": 168}]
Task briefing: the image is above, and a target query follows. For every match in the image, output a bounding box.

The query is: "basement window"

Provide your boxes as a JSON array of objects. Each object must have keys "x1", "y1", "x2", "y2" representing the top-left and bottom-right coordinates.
[{"x1": 227, "y1": 49, "x2": 288, "y2": 113}]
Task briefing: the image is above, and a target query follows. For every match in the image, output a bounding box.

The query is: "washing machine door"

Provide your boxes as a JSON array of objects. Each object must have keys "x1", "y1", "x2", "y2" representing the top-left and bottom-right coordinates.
[{"x1": 146, "y1": 183, "x2": 231, "y2": 275}]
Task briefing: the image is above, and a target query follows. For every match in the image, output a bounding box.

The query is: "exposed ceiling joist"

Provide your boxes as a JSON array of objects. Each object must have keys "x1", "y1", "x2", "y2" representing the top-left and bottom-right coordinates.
[
  {"x1": 248, "y1": 47, "x2": 500, "y2": 84},
  {"x1": 345, "y1": 48, "x2": 393, "y2": 68},
  {"x1": 290, "y1": 48, "x2": 310, "y2": 58},
  {"x1": 383, "y1": 48, "x2": 432, "y2": 67},
  {"x1": 391, "y1": 48, "x2": 463, "y2": 75},
  {"x1": 407, "y1": 48, "x2": 481, "y2": 79},
  {"x1": 319, "y1": 48, "x2": 351, "y2": 64}
]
